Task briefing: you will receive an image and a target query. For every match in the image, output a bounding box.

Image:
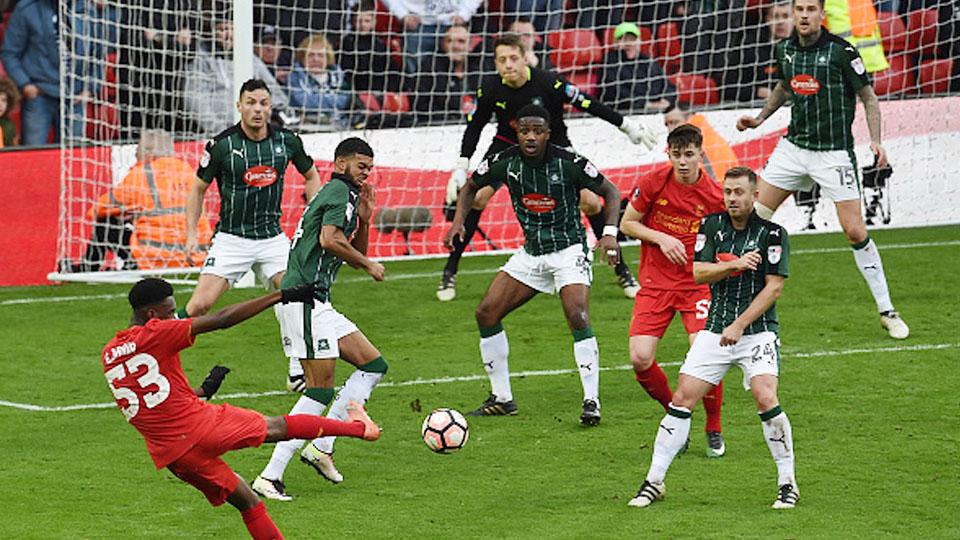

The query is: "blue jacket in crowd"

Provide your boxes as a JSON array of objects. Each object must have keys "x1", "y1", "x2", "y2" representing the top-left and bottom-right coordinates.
[
  {"x1": 1, "y1": 0, "x2": 61, "y2": 98},
  {"x1": 286, "y1": 63, "x2": 352, "y2": 122}
]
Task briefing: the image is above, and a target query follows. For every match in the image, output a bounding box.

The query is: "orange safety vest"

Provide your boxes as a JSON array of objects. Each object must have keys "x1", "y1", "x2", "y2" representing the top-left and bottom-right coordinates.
[
  {"x1": 687, "y1": 114, "x2": 739, "y2": 183},
  {"x1": 91, "y1": 157, "x2": 213, "y2": 269}
]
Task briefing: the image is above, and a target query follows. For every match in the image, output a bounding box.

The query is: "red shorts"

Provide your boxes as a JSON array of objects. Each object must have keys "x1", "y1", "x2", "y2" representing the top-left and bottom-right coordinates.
[
  {"x1": 166, "y1": 403, "x2": 267, "y2": 506},
  {"x1": 629, "y1": 288, "x2": 711, "y2": 338}
]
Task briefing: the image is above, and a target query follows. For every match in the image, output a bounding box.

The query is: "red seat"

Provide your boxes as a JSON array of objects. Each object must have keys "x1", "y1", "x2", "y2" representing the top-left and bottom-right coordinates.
[
  {"x1": 906, "y1": 9, "x2": 939, "y2": 57},
  {"x1": 918, "y1": 58, "x2": 953, "y2": 95},
  {"x1": 877, "y1": 11, "x2": 907, "y2": 54},
  {"x1": 548, "y1": 29, "x2": 603, "y2": 72},
  {"x1": 655, "y1": 22, "x2": 682, "y2": 75},
  {"x1": 565, "y1": 69, "x2": 599, "y2": 98},
  {"x1": 603, "y1": 25, "x2": 654, "y2": 58},
  {"x1": 669, "y1": 73, "x2": 719, "y2": 106},
  {"x1": 381, "y1": 92, "x2": 410, "y2": 113},
  {"x1": 357, "y1": 92, "x2": 381, "y2": 112},
  {"x1": 872, "y1": 54, "x2": 916, "y2": 96}
]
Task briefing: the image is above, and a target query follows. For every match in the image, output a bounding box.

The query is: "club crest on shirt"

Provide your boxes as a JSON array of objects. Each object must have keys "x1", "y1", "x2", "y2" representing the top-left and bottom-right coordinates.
[
  {"x1": 583, "y1": 161, "x2": 599, "y2": 178},
  {"x1": 768, "y1": 245, "x2": 782, "y2": 264},
  {"x1": 695, "y1": 233, "x2": 706, "y2": 252},
  {"x1": 850, "y1": 57, "x2": 866, "y2": 75},
  {"x1": 200, "y1": 142, "x2": 213, "y2": 168}
]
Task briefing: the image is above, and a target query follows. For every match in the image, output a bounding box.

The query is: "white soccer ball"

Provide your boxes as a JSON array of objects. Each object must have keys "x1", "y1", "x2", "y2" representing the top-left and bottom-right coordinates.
[{"x1": 421, "y1": 408, "x2": 469, "y2": 453}]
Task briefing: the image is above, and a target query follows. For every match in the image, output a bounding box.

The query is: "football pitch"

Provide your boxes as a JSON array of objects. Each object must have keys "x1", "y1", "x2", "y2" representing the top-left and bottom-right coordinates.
[{"x1": 1, "y1": 225, "x2": 957, "y2": 539}]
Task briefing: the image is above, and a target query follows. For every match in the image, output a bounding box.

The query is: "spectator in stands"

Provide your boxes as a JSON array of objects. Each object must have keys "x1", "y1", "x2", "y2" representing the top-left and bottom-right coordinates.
[
  {"x1": 256, "y1": 25, "x2": 293, "y2": 85},
  {"x1": 681, "y1": 0, "x2": 750, "y2": 81},
  {"x1": 599, "y1": 22, "x2": 675, "y2": 113},
  {"x1": 64, "y1": 129, "x2": 213, "y2": 272},
  {"x1": 256, "y1": 0, "x2": 350, "y2": 60},
  {"x1": 411, "y1": 25, "x2": 485, "y2": 124},
  {"x1": 0, "y1": 0, "x2": 66, "y2": 146},
  {"x1": 505, "y1": 17, "x2": 554, "y2": 71},
  {"x1": 287, "y1": 33, "x2": 353, "y2": 126},
  {"x1": 68, "y1": 0, "x2": 120, "y2": 141},
  {"x1": 380, "y1": 0, "x2": 483, "y2": 73},
  {"x1": 0, "y1": 77, "x2": 20, "y2": 147},
  {"x1": 723, "y1": 0, "x2": 792, "y2": 101},
  {"x1": 183, "y1": 18, "x2": 289, "y2": 135},
  {"x1": 340, "y1": 0, "x2": 406, "y2": 93},
  {"x1": 502, "y1": 0, "x2": 564, "y2": 33}
]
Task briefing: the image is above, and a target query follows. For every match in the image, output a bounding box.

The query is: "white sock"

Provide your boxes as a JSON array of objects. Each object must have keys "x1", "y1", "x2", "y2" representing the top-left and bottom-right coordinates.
[
  {"x1": 260, "y1": 395, "x2": 326, "y2": 480},
  {"x1": 647, "y1": 405, "x2": 692, "y2": 484},
  {"x1": 852, "y1": 238, "x2": 894, "y2": 313},
  {"x1": 761, "y1": 409, "x2": 796, "y2": 487},
  {"x1": 573, "y1": 336, "x2": 599, "y2": 403},
  {"x1": 480, "y1": 330, "x2": 512, "y2": 402},
  {"x1": 288, "y1": 356, "x2": 303, "y2": 378},
  {"x1": 313, "y1": 369, "x2": 384, "y2": 453}
]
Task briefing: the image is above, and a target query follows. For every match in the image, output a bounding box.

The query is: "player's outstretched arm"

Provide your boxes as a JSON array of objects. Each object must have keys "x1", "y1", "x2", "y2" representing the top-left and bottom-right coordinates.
[
  {"x1": 620, "y1": 204, "x2": 687, "y2": 265},
  {"x1": 693, "y1": 250, "x2": 762, "y2": 284},
  {"x1": 857, "y1": 84, "x2": 888, "y2": 168},
  {"x1": 321, "y1": 224, "x2": 385, "y2": 281},
  {"x1": 185, "y1": 177, "x2": 211, "y2": 256},
  {"x1": 444, "y1": 179, "x2": 480, "y2": 250},
  {"x1": 720, "y1": 274, "x2": 785, "y2": 346},
  {"x1": 737, "y1": 81, "x2": 791, "y2": 131},
  {"x1": 189, "y1": 283, "x2": 317, "y2": 336}
]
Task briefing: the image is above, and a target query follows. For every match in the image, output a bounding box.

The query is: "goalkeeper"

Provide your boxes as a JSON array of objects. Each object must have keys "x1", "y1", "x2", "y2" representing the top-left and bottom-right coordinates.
[{"x1": 438, "y1": 33, "x2": 657, "y2": 302}]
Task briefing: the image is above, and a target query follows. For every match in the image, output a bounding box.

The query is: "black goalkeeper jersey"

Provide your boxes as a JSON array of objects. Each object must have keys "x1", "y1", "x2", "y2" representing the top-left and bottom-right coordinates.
[{"x1": 459, "y1": 67, "x2": 624, "y2": 159}]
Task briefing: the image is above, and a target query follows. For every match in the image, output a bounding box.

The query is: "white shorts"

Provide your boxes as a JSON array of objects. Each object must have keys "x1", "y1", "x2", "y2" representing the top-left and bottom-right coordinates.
[
  {"x1": 276, "y1": 301, "x2": 359, "y2": 359},
  {"x1": 500, "y1": 243, "x2": 593, "y2": 294},
  {"x1": 680, "y1": 331, "x2": 780, "y2": 390},
  {"x1": 762, "y1": 138, "x2": 860, "y2": 201},
  {"x1": 201, "y1": 232, "x2": 289, "y2": 285}
]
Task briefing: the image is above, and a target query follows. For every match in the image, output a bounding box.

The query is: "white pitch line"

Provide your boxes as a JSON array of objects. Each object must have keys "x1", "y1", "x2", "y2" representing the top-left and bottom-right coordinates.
[{"x1": 1, "y1": 342, "x2": 955, "y2": 413}]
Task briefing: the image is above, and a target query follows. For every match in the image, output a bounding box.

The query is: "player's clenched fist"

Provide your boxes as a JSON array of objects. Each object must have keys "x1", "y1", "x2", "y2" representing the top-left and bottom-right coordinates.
[{"x1": 736, "y1": 116, "x2": 763, "y2": 131}]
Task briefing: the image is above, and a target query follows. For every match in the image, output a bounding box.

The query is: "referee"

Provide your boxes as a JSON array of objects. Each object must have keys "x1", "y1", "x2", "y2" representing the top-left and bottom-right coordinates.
[
  {"x1": 438, "y1": 33, "x2": 657, "y2": 302},
  {"x1": 737, "y1": 0, "x2": 908, "y2": 339}
]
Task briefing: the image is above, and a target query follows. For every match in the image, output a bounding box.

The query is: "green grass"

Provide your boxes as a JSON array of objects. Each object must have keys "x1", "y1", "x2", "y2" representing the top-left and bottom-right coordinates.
[{"x1": 1, "y1": 225, "x2": 958, "y2": 539}]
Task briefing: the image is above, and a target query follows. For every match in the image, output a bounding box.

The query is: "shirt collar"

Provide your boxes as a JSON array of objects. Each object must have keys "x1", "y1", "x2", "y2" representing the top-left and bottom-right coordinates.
[
  {"x1": 330, "y1": 172, "x2": 359, "y2": 192},
  {"x1": 236, "y1": 122, "x2": 273, "y2": 142}
]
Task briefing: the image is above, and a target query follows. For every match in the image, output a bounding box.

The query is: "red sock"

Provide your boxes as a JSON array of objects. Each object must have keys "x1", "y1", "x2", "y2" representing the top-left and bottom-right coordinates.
[
  {"x1": 702, "y1": 380, "x2": 724, "y2": 433},
  {"x1": 241, "y1": 501, "x2": 284, "y2": 540},
  {"x1": 283, "y1": 414, "x2": 365, "y2": 440},
  {"x1": 634, "y1": 361, "x2": 673, "y2": 411}
]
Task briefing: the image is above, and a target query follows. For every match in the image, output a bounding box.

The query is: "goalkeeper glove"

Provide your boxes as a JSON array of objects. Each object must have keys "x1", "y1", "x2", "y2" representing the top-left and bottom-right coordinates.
[
  {"x1": 280, "y1": 282, "x2": 317, "y2": 305},
  {"x1": 200, "y1": 365, "x2": 230, "y2": 399},
  {"x1": 445, "y1": 157, "x2": 470, "y2": 205},
  {"x1": 619, "y1": 118, "x2": 657, "y2": 151}
]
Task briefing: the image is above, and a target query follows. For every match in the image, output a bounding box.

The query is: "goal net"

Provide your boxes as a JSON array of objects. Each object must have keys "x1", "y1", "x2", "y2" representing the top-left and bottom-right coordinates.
[{"x1": 51, "y1": 0, "x2": 960, "y2": 282}]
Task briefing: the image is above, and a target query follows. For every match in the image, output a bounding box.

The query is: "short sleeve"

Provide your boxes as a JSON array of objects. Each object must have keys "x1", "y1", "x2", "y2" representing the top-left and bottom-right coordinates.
[
  {"x1": 150, "y1": 318, "x2": 195, "y2": 358},
  {"x1": 764, "y1": 226, "x2": 789, "y2": 277},
  {"x1": 320, "y1": 183, "x2": 351, "y2": 229},
  {"x1": 470, "y1": 152, "x2": 502, "y2": 188},
  {"x1": 694, "y1": 216, "x2": 718, "y2": 263},
  {"x1": 196, "y1": 139, "x2": 219, "y2": 183},
  {"x1": 774, "y1": 42, "x2": 788, "y2": 82},
  {"x1": 288, "y1": 132, "x2": 315, "y2": 174},
  {"x1": 573, "y1": 156, "x2": 605, "y2": 192},
  {"x1": 629, "y1": 170, "x2": 660, "y2": 215},
  {"x1": 840, "y1": 44, "x2": 870, "y2": 92}
]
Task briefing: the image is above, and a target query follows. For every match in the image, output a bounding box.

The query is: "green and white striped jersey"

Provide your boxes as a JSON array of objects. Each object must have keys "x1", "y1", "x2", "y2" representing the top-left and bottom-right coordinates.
[
  {"x1": 776, "y1": 30, "x2": 871, "y2": 151},
  {"x1": 694, "y1": 211, "x2": 790, "y2": 336},
  {"x1": 197, "y1": 124, "x2": 315, "y2": 239},
  {"x1": 471, "y1": 145, "x2": 605, "y2": 256},
  {"x1": 282, "y1": 174, "x2": 359, "y2": 304}
]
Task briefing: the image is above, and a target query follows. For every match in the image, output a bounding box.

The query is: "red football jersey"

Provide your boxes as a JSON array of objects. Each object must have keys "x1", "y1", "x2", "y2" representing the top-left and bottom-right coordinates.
[
  {"x1": 101, "y1": 318, "x2": 217, "y2": 469},
  {"x1": 630, "y1": 164, "x2": 725, "y2": 291}
]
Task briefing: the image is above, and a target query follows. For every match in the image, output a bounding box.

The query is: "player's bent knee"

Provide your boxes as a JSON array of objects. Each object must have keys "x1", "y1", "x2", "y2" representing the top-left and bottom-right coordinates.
[
  {"x1": 630, "y1": 352, "x2": 654, "y2": 372},
  {"x1": 475, "y1": 303, "x2": 501, "y2": 328},
  {"x1": 754, "y1": 201, "x2": 776, "y2": 220}
]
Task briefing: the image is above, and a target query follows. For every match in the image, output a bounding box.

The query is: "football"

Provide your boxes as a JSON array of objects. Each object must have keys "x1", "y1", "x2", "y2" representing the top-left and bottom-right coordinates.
[{"x1": 421, "y1": 408, "x2": 469, "y2": 453}]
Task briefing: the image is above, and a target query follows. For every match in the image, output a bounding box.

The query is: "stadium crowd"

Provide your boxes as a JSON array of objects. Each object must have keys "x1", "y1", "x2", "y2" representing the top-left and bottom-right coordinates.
[{"x1": 0, "y1": 0, "x2": 958, "y2": 146}]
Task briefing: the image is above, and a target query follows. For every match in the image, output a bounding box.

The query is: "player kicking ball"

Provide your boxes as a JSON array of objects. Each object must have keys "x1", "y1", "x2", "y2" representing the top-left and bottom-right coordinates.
[
  {"x1": 628, "y1": 168, "x2": 799, "y2": 510},
  {"x1": 737, "y1": 0, "x2": 908, "y2": 339},
  {"x1": 620, "y1": 124, "x2": 728, "y2": 457},
  {"x1": 444, "y1": 104, "x2": 624, "y2": 425},
  {"x1": 102, "y1": 278, "x2": 380, "y2": 539}
]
